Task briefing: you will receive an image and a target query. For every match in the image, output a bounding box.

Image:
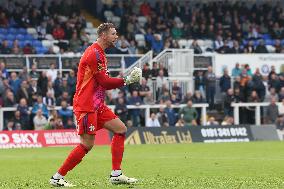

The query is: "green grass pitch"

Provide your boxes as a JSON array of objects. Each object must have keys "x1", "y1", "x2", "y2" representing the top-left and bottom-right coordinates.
[{"x1": 0, "y1": 141, "x2": 284, "y2": 189}]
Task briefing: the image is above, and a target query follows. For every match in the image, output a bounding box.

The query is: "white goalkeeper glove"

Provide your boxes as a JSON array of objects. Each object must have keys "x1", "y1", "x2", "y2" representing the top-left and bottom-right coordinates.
[{"x1": 124, "y1": 67, "x2": 142, "y2": 85}]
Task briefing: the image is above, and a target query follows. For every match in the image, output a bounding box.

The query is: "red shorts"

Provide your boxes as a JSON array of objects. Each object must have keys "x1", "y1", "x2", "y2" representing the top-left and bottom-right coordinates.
[{"x1": 75, "y1": 105, "x2": 118, "y2": 135}]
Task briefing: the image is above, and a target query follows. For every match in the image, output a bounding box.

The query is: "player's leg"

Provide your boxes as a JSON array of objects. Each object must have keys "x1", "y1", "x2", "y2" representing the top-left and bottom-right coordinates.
[
  {"x1": 103, "y1": 118, "x2": 138, "y2": 184},
  {"x1": 50, "y1": 112, "x2": 95, "y2": 187}
]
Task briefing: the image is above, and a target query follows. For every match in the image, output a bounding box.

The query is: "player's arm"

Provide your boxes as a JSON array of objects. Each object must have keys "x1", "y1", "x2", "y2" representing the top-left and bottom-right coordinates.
[{"x1": 95, "y1": 67, "x2": 142, "y2": 90}]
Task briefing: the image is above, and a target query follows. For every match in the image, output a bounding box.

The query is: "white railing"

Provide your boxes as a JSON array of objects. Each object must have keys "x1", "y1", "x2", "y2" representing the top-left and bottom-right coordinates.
[
  {"x1": 0, "y1": 103, "x2": 209, "y2": 130},
  {"x1": 0, "y1": 54, "x2": 144, "y2": 75},
  {"x1": 123, "y1": 50, "x2": 153, "y2": 76},
  {"x1": 232, "y1": 102, "x2": 282, "y2": 125}
]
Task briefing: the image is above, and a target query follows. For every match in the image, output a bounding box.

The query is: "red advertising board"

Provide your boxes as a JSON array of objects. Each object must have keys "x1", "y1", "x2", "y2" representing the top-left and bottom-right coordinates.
[{"x1": 0, "y1": 129, "x2": 111, "y2": 149}]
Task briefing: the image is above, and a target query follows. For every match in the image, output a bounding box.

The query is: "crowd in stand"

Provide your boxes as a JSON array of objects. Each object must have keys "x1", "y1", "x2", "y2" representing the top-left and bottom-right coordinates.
[
  {"x1": 0, "y1": 1, "x2": 88, "y2": 54},
  {"x1": 101, "y1": 1, "x2": 284, "y2": 55}
]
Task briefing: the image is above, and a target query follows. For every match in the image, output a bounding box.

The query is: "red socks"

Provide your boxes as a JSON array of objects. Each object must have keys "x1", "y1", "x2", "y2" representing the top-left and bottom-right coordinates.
[
  {"x1": 111, "y1": 133, "x2": 125, "y2": 170},
  {"x1": 58, "y1": 144, "x2": 89, "y2": 176}
]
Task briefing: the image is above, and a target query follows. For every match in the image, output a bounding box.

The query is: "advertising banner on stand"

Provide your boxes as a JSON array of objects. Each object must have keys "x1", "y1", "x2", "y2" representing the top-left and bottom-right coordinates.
[
  {"x1": 125, "y1": 126, "x2": 253, "y2": 145},
  {"x1": 0, "y1": 129, "x2": 111, "y2": 149},
  {"x1": 215, "y1": 54, "x2": 284, "y2": 76}
]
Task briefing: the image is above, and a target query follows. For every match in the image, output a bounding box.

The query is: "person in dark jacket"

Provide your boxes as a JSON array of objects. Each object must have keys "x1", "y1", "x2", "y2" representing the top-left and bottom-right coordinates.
[
  {"x1": 219, "y1": 69, "x2": 231, "y2": 93},
  {"x1": 115, "y1": 98, "x2": 128, "y2": 124}
]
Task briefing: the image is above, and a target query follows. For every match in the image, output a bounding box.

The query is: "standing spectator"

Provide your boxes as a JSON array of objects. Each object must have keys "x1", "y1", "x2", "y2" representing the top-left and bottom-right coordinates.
[
  {"x1": 53, "y1": 72, "x2": 63, "y2": 98},
  {"x1": 46, "y1": 63, "x2": 57, "y2": 82},
  {"x1": 231, "y1": 63, "x2": 242, "y2": 77},
  {"x1": 255, "y1": 40, "x2": 268, "y2": 53},
  {"x1": 171, "y1": 80, "x2": 182, "y2": 101},
  {"x1": 16, "y1": 80, "x2": 30, "y2": 103},
  {"x1": 152, "y1": 34, "x2": 163, "y2": 55},
  {"x1": 224, "y1": 89, "x2": 235, "y2": 116},
  {"x1": 219, "y1": 69, "x2": 231, "y2": 94},
  {"x1": 37, "y1": 71, "x2": 48, "y2": 97},
  {"x1": 9, "y1": 72, "x2": 21, "y2": 95},
  {"x1": 67, "y1": 70, "x2": 76, "y2": 103},
  {"x1": 178, "y1": 100, "x2": 198, "y2": 126},
  {"x1": 266, "y1": 97, "x2": 279, "y2": 124},
  {"x1": 58, "y1": 100, "x2": 73, "y2": 127},
  {"x1": 265, "y1": 87, "x2": 279, "y2": 102},
  {"x1": 194, "y1": 71, "x2": 205, "y2": 97},
  {"x1": 139, "y1": 78, "x2": 151, "y2": 101},
  {"x1": 142, "y1": 63, "x2": 152, "y2": 80},
  {"x1": 253, "y1": 68, "x2": 265, "y2": 101},
  {"x1": 151, "y1": 62, "x2": 159, "y2": 77},
  {"x1": 17, "y1": 98, "x2": 30, "y2": 130},
  {"x1": 115, "y1": 97, "x2": 128, "y2": 124},
  {"x1": 164, "y1": 100, "x2": 178, "y2": 126},
  {"x1": 156, "y1": 69, "x2": 168, "y2": 98},
  {"x1": 0, "y1": 62, "x2": 8, "y2": 79},
  {"x1": 33, "y1": 109, "x2": 48, "y2": 130},
  {"x1": 128, "y1": 91, "x2": 143, "y2": 127},
  {"x1": 146, "y1": 113, "x2": 161, "y2": 127},
  {"x1": 69, "y1": 32, "x2": 82, "y2": 52},
  {"x1": 156, "y1": 107, "x2": 169, "y2": 127},
  {"x1": 29, "y1": 64, "x2": 39, "y2": 79},
  {"x1": 204, "y1": 66, "x2": 216, "y2": 109}
]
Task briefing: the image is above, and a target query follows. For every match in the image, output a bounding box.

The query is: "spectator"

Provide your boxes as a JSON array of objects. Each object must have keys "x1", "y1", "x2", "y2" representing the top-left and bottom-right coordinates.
[
  {"x1": 146, "y1": 113, "x2": 161, "y2": 127},
  {"x1": 69, "y1": 32, "x2": 82, "y2": 52},
  {"x1": 255, "y1": 40, "x2": 268, "y2": 53},
  {"x1": 142, "y1": 64, "x2": 152, "y2": 80},
  {"x1": 115, "y1": 97, "x2": 128, "y2": 124},
  {"x1": 12, "y1": 111, "x2": 23, "y2": 130},
  {"x1": 266, "y1": 97, "x2": 279, "y2": 124},
  {"x1": 152, "y1": 34, "x2": 163, "y2": 55},
  {"x1": 58, "y1": 100, "x2": 73, "y2": 127},
  {"x1": 139, "y1": 78, "x2": 151, "y2": 100},
  {"x1": 151, "y1": 62, "x2": 159, "y2": 77},
  {"x1": 37, "y1": 71, "x2": 48, "y2": 96},
  {"x1": 156, "y1": 69, "x2": 168, "y2": 97},
  {"x1": 4, "y1": 90, "x2": 16, "y2": 107},
  {"x1": 67, "y1": 70, "x2": 76, "y2": 102},
  {"x1": 221, "y1": 116, "x2": 234, "y2": 126},
  {"x1": 52, "y1": 24, "x2": 65, "y2": 39},
  {"x1": 206, "y1": 117, "x2": 219, "y2": 126},
  {"x1": 22, "y1": 43, "x2": 35, "y2": 54},
  {"x1": 164, "y1": 100, "x2": 178, "y2": 126},
  {"x1": 17, "y1": 98, "x2": 30, "y2": 130},
  {"x1": 190, "y1": 40, "x2": 203, "y2": 54},
  {"x1": 243, "y1": 40, "x2": 255, "y2": 53},
  {"x1": 0, "y1": 40, "x2": 11, "y2": 54},
  {"x1": 278, "y1": 87, "x2": 284, "y2": 102},
  {"x1": 204, "y1": 66, "x2": 216, "y2": 110},
  {"x1": 194, "y1": 71, "x2": 205, "y2": 97},
  {"x1": 143, "y1": 92, "x2": 155, "y2": 105},
  {"x1": 46, "y1": 63, "x2": 57, "y2": 82},
  {"x1": 33, "y1": 109, "x2": 48, "y2": 130},
  {"x1": 230, "y1": 41, "x2": 243, "y2": 53},
  {"x1": 31, "y1": 95, "x2": 49, "y2": 118},
  {"x1": 224, "y1": 89, "x2": 234, "y2": 116},
  {"x1": 16, "y1": 80, "x2": 30, "y2": 103},
  {"x1": 4, "y1": 120, "x2": 16, "y2": 131},
  {"x1": 156, "y1": 107, "x2": 169, "y2": 127},
  {"x1": 29, "y1": 64, "x2": 39, "y2": 79},
  {"x1": 171, "y1": 80, "x2": 182, "y2": 101},
  {"x1": 9, "y1": 72, "x2": 21, "y2": 95},
  {"x1": 0, "y1": 62, "x2": 8, "y2": 79},
  {"x1": 65, "y1": 118, "x2": 76, "y2": 129},
  {"x1": 128, "y1": 91, "x2": 143, "y2": 127},
  {"x1": 178, "y1": 100, "x2": 198, "y2": 126},
  {"x1": 231, "y1": 63, "x2": 242, "y2": 77},
  {"x1": 175, "y1": 119, "x2": 185, "y2": 127},
  {"x1": 219, "y1": 68, "x2": 231, "y2": 94},
  {"x1": 43, "y1": 91, "x2": 56, "y2": 108}
]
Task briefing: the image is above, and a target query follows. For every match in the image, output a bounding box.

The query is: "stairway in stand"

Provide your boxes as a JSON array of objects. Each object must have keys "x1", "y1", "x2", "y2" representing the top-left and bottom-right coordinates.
[{"x1": 81, "y1": 10, "x2": 102, "y2": 27}]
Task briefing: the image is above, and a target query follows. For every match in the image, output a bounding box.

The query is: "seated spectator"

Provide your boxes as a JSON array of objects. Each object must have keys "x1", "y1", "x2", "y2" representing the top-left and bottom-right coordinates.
[
  {"x1": 0, "y1": 62, "x2": 8, "y2": 79},
  {"x1": 265, "y1": 87, "x2": 278, "y2": 102},
  {"x1": 43, "y1": 91, "x2": 56, "y2": 108},
  {"x1": 56, "y1": 91, "x2": 71, "y2": 106},
  {"x1": 47, "y1": 63, "x2": 57, "y2": 82},
  {"x1": 4, "y1": 90, "x2": 16, "y2": 107},
  {"x1": 178, "y1": 100, "x2": 198, "y2": 126},
  {"x1": 69, "y1": 32, "x2": 82, "y2": 52},
  {"x1": 255, "y1": 40, "x2": 268, "y2": 53},
  {"x1": 243, "y1": 40, "x2": 255, "y2": 53},
  {"x1": 139, "y1": 78, "x2": 151, "y2": 100},
  {"x1": 4, "y1": 120, "x2": 16, "y2": 131},
  {"x1": 230, "y1": 41, "x2": 243, "y2": 53},
  {"x1": 22, "y1": 43, "x2": 35, "y2": 54},
  {"x1": 221, "y1": 116, "x2": 234, "y2": 126},
  {"x1": 146, "y1": 113, "x2": 161, "y2": 127},
  {"x1": 158, "y1": 90, "x2": 170, "y2": 104},
  {"x1": 33, "y1": 109, "x2": 48, "y2": 130},
  {"x1": 52, "y1": 24, "x2": 65, "y2": 40},
  {"x1": 12, "y1": 111, "x2": 23, "y2": 130},
  {"x1": 224, "y1": 89, "x2": 235, "y2": 116},
  {"x1": 105, "y1": 90, "x2": 116, "y2": 105},
  {"x1": 190, "y1": 40, "x2": 202, "y2": 54},
  {"x1": 144, "y1": 92, "x2": 155, "y2": 105},
  {"x1": 151, "y1": 62, "x2": 159, "y2": 77},
  {"x1": 278, "y1": 87, "x2": 284, "y2": 102},
  {"x1": 171, "y1": 80, "x2": 182, "y2": 101},
  {"x1": 67, "y1": 70, "x2": 76, "y2": 101},
  {"x1": 175, "y1": 119, "x2": 185, "y2": 127},
  {"x1": 142, "y1": 64, "x2": 152, "y2": 80},
  {"x1": 170, "y1": 94, "x2": 180, "y2": 104},
  {"x1": 128, "y1": 40, "x2": 138, "y2": 54},
  {"x1": 58, "y1": 100, "x2": 73, "y2": 127},
  {"x1": 214, "y1": 35, "x2": 224, "y2": 50},
  {"x1": 0, "y1": 40, "x2": 11, "y2": 54},
  {"x1": 206, "y1": 117, "x2": 219, "y2": 126},
  {"x1": 31, "y1": 95, "x2": 49, "y2": 118},
  {"x1": 274, "y1": 39, "x2": 283, "y2": 53},
  {"x1": 65, "y1": 118, "x2": 76, "y2": 129},
  {"x1": 16, "y1": 80, "x2": 30, "y2": 103}
]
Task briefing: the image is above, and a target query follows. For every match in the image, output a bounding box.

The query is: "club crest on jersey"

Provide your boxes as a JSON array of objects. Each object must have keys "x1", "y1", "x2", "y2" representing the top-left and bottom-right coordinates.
[
  {"x1": 98, "y1": 62, "x2": 104, "y2": 71},
  {"x1": 89, "y1": 124, "x2": 95, "y2": 132}
]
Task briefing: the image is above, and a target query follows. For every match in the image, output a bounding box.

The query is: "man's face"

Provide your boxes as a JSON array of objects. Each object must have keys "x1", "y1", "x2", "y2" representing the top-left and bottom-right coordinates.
[{"x1": 103, "y1": 27, "x2": 118, "y2": 48}]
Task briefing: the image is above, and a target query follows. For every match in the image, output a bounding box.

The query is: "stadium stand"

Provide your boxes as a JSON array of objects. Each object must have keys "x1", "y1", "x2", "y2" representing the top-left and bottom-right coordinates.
[{"x1": 1, "y1": 0, "x2": 284, "y2": 132}]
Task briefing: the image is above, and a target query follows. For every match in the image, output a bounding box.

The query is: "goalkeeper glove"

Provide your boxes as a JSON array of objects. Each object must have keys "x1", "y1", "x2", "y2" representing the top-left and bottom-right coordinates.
[{"x1": 124, "y1": 67, "x2": 142, "y2": 85}]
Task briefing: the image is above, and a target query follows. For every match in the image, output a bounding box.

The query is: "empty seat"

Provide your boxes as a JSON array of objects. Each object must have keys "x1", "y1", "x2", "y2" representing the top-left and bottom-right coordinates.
[
  {"x1": 135, "y1": 34, "x2": 145, "y2": 41},
  {"x1": 8, "y1": 28, "x2": 17, "y2": 34},
  {"x1": 42, "y1": 40, "x2": 52, "y2": 48},
  {"x1": 6, "y1": 34, "x2": 16, "y2": 41},
  {"x1": 18, "y1": 28, "x2": 27, "y2": 35},
  {"x1": 16, "y1": 34, "x2": 24, "y2": 40}
]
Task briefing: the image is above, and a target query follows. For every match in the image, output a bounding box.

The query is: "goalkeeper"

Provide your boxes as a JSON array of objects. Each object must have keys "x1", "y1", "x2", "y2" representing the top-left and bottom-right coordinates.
[{"x1": 49, "y1": 23, "x2": 141, "y2": 187}]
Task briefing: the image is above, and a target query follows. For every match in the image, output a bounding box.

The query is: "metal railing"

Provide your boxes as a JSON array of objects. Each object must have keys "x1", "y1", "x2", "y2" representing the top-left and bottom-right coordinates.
[
  {"x1": 231, "y1": 102, "x2": 282, "y2": 125},
  {"x1": 0, "y1": 103, "x2": 209, "y2": 130}
]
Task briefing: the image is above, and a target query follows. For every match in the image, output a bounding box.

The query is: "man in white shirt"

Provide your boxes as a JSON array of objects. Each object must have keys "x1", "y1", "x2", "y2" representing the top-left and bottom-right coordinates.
[
  {"x1": 146, "y1": 113, "x2": 161, "y2": 127},
  {"x1": 46, "y1": 63, "x2": 57, "y2": 82}
]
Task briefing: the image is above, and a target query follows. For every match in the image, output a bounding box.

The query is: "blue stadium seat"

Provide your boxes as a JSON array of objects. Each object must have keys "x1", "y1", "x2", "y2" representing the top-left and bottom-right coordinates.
[
  {"x1": 6, "y1": 34, "x2": 16, "y2": 41},
  {"x1": 0, "y1": 28, "x2": 7, "y2": 34},
  {"x1": 36, "y1": 47, "x2": 48, "y2": 54},
  {"x1": 18, "y1": 28, "x2": 27, "y2": 35},
  {"x1": 18, "y1": 40, "x2": 25, "y2": 48},
  {"x1": 0, "y1": 34, "x2": 5, "y2": 40},
  {"x1": 23, "y1": 34, "x2": 34, "y2": 40},
  {"x1": 7, "y1": 40, "x2": 13, "y2": 47},
  {"x1": 16, "y1": 34, "x2": 24, "y2": 40},
  {"x1": 253, "y1": 40, "x2": 259, "y2": 46},
  {"x1": 24, "y1": 40, "x2": 32, "y2": 45},
  {"x1": 33, "y1": 40, "x2": 42, "y2": 48},
  {"x1": 8, "y1": 28, "x2": 17, "y2": 34},
  {"x1": 262, "y1": 34, "x2": 271, "y2": 40},
  {"x1": 265, "y1": 39, "x2": 274, "y2": 46}
]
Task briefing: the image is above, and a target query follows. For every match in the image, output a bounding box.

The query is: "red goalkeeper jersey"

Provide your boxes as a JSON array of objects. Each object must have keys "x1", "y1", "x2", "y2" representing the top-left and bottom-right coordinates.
[{"x1": 73, "y1": 43, "x2": 125, "y2": 112}]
